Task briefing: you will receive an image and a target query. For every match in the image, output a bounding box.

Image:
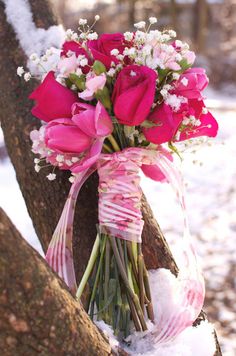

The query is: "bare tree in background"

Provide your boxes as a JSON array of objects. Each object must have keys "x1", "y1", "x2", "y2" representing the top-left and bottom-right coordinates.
[
  {"x1": 193, "y1": 0, "x2": 208, "y2": 53},
  {"x1": 170, "y1": 0, "x2": 178, "y2": 31}
]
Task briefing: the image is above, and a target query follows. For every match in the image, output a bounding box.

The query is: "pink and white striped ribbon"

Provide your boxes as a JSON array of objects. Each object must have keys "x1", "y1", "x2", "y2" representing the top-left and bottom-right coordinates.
[
  {"x1": 45, "y1": 166, "x2": 96, "y2": 294},
  {"x1": 45, "y1": 147, "x2": 205, "y2": 343},
  {"x1": 150, "y1": 152, "x2": 205, "y2": 344}
]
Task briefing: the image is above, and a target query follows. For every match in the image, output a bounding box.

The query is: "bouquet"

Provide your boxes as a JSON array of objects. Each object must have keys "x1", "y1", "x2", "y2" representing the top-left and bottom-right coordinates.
[{"x1": 18, "y1": 16, "x2": 218, "y2": 346}]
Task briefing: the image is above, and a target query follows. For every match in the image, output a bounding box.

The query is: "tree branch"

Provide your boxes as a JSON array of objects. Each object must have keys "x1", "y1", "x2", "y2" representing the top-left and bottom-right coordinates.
[{"x1": 0, "y1": 208, "x2": 113, "y2": 355}]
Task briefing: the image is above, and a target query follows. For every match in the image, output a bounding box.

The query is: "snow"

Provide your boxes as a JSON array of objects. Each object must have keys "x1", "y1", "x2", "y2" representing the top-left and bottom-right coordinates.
[
  {"x1": 3, "y1": 0, "x2": 65, "y2": 57},
  {"x1": 96, "y1": 269, "x2": 216, "y2": 355},
  {"x1": 0, "y1": 130, "x2": 43, "y2": 254}
]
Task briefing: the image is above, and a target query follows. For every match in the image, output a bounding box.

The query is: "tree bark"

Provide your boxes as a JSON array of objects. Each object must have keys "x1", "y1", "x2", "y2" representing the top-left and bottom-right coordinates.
[
  {"x1": 0, "y1": 208, "x2": 113, "y2": 356},
  {"x1": 0, "y1": 0, "x2": 221, "y2": 354}
]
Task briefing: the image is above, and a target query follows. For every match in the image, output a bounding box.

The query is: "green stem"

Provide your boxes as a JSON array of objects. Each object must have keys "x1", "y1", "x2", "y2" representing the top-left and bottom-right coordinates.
[
  {"x1": 90, "y1": 235, "x2": 107, "y2": 304},
  {"x1": 103, "y1": 142, "x2": 113, "y2": 153},
  {"x1": 104, "y1": 239, "x2": 110, "y2": 305},
  {"x1": 138, "y1": 244, "x2": 145, "y2": 312},
  {"x1": 132, "y1": 241, "x2": 138, "y2": 264},
  {"x1": 117, "y1": 239, "x2": 125, "y2": 266},
  {"x1": 126, "y1": 293, "x2": 141, "y2": 332},
  {"x1": 107, "y1": 134, "x2": 120, "y2": 152},
  {"x1": 76, "y1": 234, "x2": 100, "y2": 300},
  {"x1": 127, "y1": 242, "x2": 139, "y2": 284},
  {"x1": 109, "y1": 236, "x2": 147, "y2": 331}
]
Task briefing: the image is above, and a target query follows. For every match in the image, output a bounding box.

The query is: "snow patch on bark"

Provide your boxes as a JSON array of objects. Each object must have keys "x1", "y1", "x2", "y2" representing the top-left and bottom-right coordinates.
[{"x1": 3, "y1": 0, "x2": 65, "y2": 57}]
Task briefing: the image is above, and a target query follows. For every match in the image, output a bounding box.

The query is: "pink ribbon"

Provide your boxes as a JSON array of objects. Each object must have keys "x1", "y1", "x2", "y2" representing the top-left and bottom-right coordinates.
[
  {"x1": 98, "y1": 148, "x2": 158, "y2": 242},
  {"x1": 45, "y1": 147, "x2": 205, "y2": 343}
]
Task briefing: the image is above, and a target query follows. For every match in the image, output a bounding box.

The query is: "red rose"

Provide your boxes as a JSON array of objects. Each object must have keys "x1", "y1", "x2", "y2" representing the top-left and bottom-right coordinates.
[
  {"x1": 112, "y1": 65, "x2": 157, "y2": 126},
  {"x1": 61, "y1": 41, "x2": 92, "y2": 73},
  {"x1": 29, "y1": 71, "x2": 78, "y2": 122},
  {"x1": 88, "y1": 33, "x2": 126, "y2": 69},
  {"x1": 61, "y1": 41, "x2": 88, "y2": 57}
]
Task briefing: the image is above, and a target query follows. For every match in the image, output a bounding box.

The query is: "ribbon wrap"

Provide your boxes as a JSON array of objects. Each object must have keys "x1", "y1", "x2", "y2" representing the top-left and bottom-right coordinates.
[
  {"x1": 46, "y1": 147, "x2": 205, "y2": 344},
  {"x1": 98, "y1": 148, "x2": 158, "y2": 242}
]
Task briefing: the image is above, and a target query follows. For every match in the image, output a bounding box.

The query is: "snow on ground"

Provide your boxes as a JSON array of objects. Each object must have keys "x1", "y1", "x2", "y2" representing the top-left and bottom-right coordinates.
[
  {"x1": 141, "y1": 88, "x2": 236, "y2": 355},
  {"x1": 0, "y1": 88, "x2": 235, "y2": 354},
  {"x1": 96, "y1": 269, "x2": 216, "y2": 356}
]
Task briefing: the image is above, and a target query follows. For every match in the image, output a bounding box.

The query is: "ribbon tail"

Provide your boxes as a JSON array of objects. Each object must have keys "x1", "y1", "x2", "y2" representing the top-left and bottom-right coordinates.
[
  {"x1": 45, "y1": 166, "x2": 96, "y2": 294},
  {"x1": 153, "y1": 152, "x2": 205, "y2": 344}
]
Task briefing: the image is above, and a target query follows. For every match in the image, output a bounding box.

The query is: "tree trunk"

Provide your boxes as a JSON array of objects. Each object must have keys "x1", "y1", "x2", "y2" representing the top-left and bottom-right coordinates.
[
  {"x1": 0, "y1": 208, "x2": 113, "y2": 356},
  {"x1": 193, "y1": 0, "x2": 208, "y2": 53},
  {"x1": 170, "y1": 0, "x2": 178, "y2": 31},
  {"x1": 128, "y1": 0, "x2": 136, "y2": 28},
  {"x1": 0, "y1": 0, "x2": 221, "y2": 354}
]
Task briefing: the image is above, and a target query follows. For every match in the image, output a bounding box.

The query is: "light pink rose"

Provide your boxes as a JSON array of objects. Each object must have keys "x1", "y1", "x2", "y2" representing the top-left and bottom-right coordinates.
[
  {"x1": 57, "y1": 54, "x2": 78, "y2": 77},
  {"x1": 61, "y1": 41, "x2": 91, "y2": 73},
  {"x1": 79, "y1": 73, "x2": 107, "y2": 101}
]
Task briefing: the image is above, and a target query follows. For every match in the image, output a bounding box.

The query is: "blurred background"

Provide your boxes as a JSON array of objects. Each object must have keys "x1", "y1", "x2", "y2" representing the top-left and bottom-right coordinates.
[{"x1": 1, "y1": 0, "x2": 236, "y2": 355}]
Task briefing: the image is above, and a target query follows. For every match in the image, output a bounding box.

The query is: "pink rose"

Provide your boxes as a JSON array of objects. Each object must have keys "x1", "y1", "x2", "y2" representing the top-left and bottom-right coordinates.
[
  {"x1": 45, "y1": 118, "x2": 92, "y2": 154},
  {"x1": 88, "y1": 33, "x2": 126, "y2": 69},
  {"x1": 71, "y1": 101, "x2": 113, "y2": 172},
  {"x1": 172, "y1": 68, "x2": 209, "y2": 99},
  {"x1": 143, "y1": 103, "x2": 183, "y2": 144},
  {"x1": 29, "y1": 71, "x2": 78, "y2": 122},
  {"x1": 41, "y1": 102, "x2": 113, "y2": 173},
  {"x1": 72, "y1": 101, "x2": 113, "y2": 138},
  {"x1": 178, "y1": 99, "x2": 218, "y2": 141},
  {"x1": 112, "y1": 65, "x2": 157, "y2": 126},
  {"x1": 143, "y1": 100, "x2": 218, "y2": 144}
]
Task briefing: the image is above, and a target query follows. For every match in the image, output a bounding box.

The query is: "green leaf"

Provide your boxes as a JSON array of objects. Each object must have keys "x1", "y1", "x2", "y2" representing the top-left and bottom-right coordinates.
[
  {"x1": 179, "y1": 59, "x2": 192, "y2": 71},
  {"x1": 93, "y1": 60, "x2": 106, "y2": 75},
  {"x1": 69, "y1": 73, "x2": 86, "y2": 90},
  {"x1": 95, "y1": 86, "x2": 112, "y2": 110},
  {"x1": 65, "y1": 77, "x2": 73, "y2": 89},
  {"x1": 158, "y1": 68, "x2": 171, "y2": 83}
]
